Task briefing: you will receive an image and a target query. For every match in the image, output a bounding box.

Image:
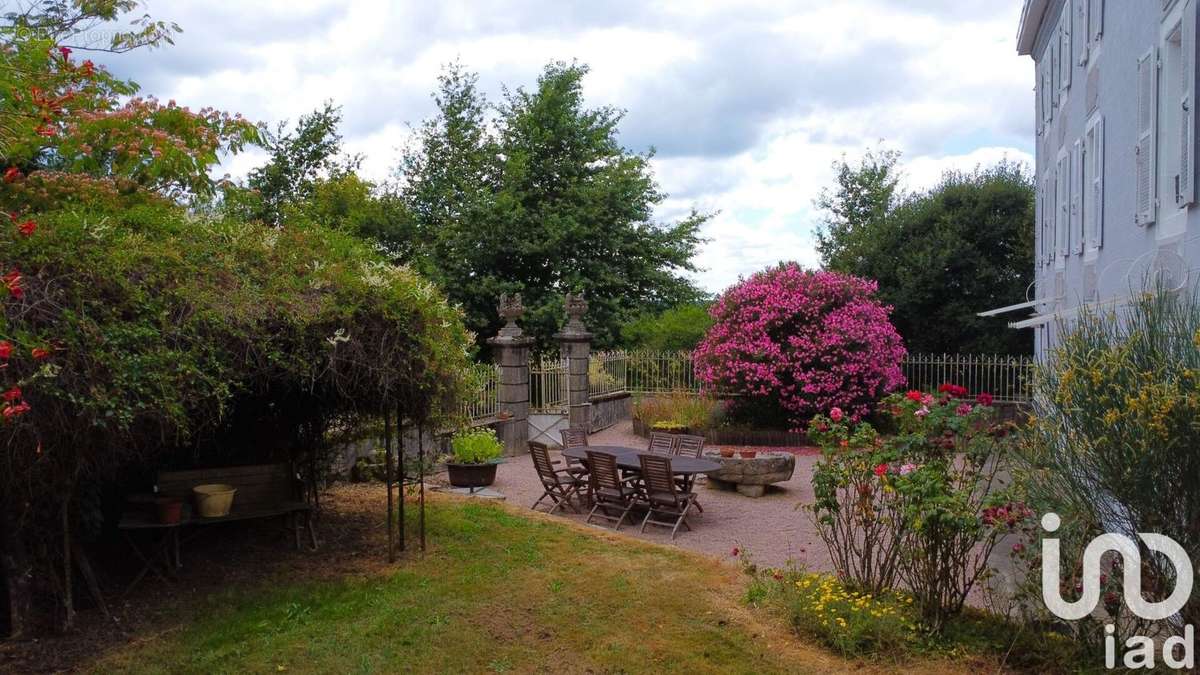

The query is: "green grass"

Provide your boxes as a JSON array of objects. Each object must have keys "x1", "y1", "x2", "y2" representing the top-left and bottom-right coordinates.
[{"x1": 93, "y1": 497, "x2": 896, "y2": 675}]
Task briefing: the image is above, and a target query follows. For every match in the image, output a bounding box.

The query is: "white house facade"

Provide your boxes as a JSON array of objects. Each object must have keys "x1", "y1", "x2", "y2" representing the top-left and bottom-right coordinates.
[{"x1": 1011, "y1": 0, "x2": 1200, "y2": 356}]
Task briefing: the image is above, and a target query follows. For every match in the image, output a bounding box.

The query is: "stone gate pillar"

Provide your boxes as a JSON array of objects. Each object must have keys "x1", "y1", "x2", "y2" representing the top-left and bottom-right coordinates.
[
  {"x1": 554, "y1": 293, "x2": 592, "y2": 432},
  {"x1": 488, "y1": 294, "x2": 534, "y2": 456}
]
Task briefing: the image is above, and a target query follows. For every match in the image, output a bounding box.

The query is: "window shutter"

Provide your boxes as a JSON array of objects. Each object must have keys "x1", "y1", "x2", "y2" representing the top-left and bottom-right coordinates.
[
  {"x1": 1090, "y1": 117, "x2": 1105, "y2": 249},
  {"x1": 1035, "y1": 179, "x2": 1044, "y2": 265},
  {"x1": 1036, "y1": 64, "x2": 1045, "y2": 135},
  {"x1": 1179, "y1": 0, "x2": 1196, "y2": 206},
  {"x1": 1089, "y1": 0, "x2": 1104, "y2": 42},
  {"x1": 1057, "y1": 153, "x2": 1071, "y2": 258},
  {"x1": 1073, "y1": 139, "x2": 1085, "y2": 254},
  {"x1": 1051, "y1": 36, "x2": 1060, "y2": 112},
  {"x1": 1060, "y1": 11, "x2": 1072, "y2": 93},
  {"x1": 1136, "y1": 48, "x2": 1158, "y2": 226},
  {"x1": 1077, "y1": 0, "x2": 1090, "y2": 66},
  {"x1": 1041, "y1": 172, "x2": 1051, "y2": 263},
  {"x1": 1041, "y1": 57, "x2": 1054, "y2": 125}
]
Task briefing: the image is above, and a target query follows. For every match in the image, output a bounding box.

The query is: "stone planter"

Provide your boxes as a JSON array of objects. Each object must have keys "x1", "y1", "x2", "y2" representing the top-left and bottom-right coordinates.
[{"x1": 705, "y1": 452, "x2": 796, "y2": 498}]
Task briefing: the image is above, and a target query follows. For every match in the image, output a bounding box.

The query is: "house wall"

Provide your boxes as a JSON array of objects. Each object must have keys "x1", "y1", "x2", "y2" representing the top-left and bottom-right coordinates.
[{"x1": 1031, "y1": 0, "x2": 1200, "y2": 357}]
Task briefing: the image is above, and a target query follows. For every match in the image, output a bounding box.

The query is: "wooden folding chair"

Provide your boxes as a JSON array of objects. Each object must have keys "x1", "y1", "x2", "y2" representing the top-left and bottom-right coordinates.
[
  {"x1": 559, "y1": 428, "x2": 590, "y2": 479},
  {"x1": 671, "y1": 434, "x2": 707, "y2": 513},
  {"x1": 647, "y1": 431, "x2": 678, "y2": 457},
  {"x1": 673, "y1": 434, "x2": 705, "y2": 458},
  {"x1": 585, "y1": 450, "x2": 640, "y2": 530},
  {"x1": 530, "y1": 444, "x2": 585, "y2": 515},
  {"x1": 637, "y1": 454, "x2": 697, "y2": 540}
]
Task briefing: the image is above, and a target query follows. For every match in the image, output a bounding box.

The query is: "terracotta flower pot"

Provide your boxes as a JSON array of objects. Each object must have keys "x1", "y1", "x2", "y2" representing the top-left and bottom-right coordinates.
[
  {"x1": 738, "y1": 450, "x2": 758, "y2": 459},
  {"x1": 155, "y1": 496, "x2": 183, "y2": 525},
  {"x1": 719, "y1": 447, "x2": 735, "y2": 458}
]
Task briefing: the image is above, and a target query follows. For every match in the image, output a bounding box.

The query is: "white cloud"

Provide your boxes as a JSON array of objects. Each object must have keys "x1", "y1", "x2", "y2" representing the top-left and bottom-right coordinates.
[{"x1": 98, "y1": 0, "x2": 1033, "y2": 293}]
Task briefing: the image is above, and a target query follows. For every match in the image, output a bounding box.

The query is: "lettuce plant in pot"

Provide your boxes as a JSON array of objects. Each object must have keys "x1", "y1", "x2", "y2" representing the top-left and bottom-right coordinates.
[{"x1": 445, "y1": 428, "x2": 505, "y2": 488}]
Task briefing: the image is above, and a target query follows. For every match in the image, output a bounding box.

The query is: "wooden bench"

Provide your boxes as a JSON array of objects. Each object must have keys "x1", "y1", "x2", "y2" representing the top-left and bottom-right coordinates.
[{"x1": 156, "y1": 463, "x2": 317, "y2": 550}]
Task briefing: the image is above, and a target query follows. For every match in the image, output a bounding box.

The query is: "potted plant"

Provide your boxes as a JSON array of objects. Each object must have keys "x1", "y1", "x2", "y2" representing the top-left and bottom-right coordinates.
[
  {"x1": 719, "y1": 447, "x2": 736, "y2": 458},
  {"x1": 445, "y1": 428, "x2": 505, "y2": 488},
  {"x1": 738, "y1": 449, "x2": 758, "y2": 459}
]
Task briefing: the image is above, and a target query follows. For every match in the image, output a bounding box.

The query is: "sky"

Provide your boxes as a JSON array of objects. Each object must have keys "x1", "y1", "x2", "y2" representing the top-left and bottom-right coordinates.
[{"x1": 90, "y1": 0, "x2": 1035, "y2": 294}]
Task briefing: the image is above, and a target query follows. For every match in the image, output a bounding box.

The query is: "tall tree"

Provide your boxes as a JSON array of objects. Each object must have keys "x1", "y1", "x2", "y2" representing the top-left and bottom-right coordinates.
[
  {"x1": 814, "y1": 146, "x2": 902, "y2": 271},
  {"x1": 817, "y1": 157, "x2": 1034, "y2": 355},
  {"x1": 399, "y1": 61, "x2": 708, "y2": 349},
  {"x1": 243, "y1": 101, "x2": 358, "y2": 224}
]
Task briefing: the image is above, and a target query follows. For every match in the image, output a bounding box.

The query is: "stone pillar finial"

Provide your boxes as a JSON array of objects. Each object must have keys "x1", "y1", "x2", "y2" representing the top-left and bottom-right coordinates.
[
  {"x1": 496, "y1": 293, "x2": 526, "y2": 339},
  {"x1": 562, "y1": 292, "x2": 589, "y2": 335}
]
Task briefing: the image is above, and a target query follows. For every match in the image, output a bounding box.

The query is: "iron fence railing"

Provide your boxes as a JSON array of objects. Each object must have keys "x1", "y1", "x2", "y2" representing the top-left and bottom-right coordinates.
[
  {"x1": 465, "y1": 350, "x2": 1033, "y2": 421},
  {"x1": 530, "y1": 355, "x2": 568, "y2": 412},
  {"x1": 460, "y1": 362, "x2": 500, "y2": 421},
  {"x1": 900, "y1": 353, "x2": 1034, "y2": 404},
  {"x1": 583, "y1": 350, "x2": 1033, "y2": 404}
]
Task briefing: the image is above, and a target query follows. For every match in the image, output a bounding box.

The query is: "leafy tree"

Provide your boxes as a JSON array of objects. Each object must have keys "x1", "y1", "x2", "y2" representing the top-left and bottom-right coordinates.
[
  {"x1": 817, "y1": 156, "x2": 1034, "y2": 355},
  {"x1": 398, "y1": 61, "x2": 709, "y2": 349},
  {"x1": 621, "y1": 303, "x2": 713, "y2": 352},
  {"x1": 243, "y1": 101, "x2": 359, "y2": 224},
  {"x1": 814, "y1": 146, "x2": 902, "y2": 271}
]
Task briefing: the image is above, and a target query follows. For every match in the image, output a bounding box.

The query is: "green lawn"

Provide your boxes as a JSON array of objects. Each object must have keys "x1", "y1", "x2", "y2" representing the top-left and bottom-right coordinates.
[{"x1": 90, "y1": 496, "x2": 965, "y2": 674}]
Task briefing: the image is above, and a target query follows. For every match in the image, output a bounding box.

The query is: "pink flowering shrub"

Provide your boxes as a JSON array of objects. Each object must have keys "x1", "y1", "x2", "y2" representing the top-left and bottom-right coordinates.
[{"x1": 694, "y1": 264, "x2": 906, "y2": 428}]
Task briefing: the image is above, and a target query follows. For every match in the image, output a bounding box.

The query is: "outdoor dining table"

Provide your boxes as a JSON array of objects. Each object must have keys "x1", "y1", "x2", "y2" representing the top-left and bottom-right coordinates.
[{"x1": 561, "y1": 445, "x2": 721, "y2": 480}]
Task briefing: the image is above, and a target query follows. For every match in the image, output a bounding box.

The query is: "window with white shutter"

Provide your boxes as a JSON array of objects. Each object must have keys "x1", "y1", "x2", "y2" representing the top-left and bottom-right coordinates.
[
  {"x1": 1060, "y1": 7, "x2": 1072, "y2": 93},
  {"x1": 1044, "y1": 174, "x2": 1055, "y2": 265},
  {"x1": 1136, "y1": 48, "x2": 1158, "y2": 226},
  {"x1": 1085, "y1": 116, "x2": 1105, "y2": 250},
  {"x1": 1076, "y1": 0, "x2": 1090, "y2": 65},
  {"x1": 1178, "y1": 0, "x2": 1196, "y2": 207},
  {"x1": 1073, "y1": 139, "x2": 1084, "y2": 254},
  {"x1": 1056, "y1": 150, "x2": 1070, "y2": 259},
  {"x1": 1089, "y1": 0, "x2": 1104, "y2": 43}
]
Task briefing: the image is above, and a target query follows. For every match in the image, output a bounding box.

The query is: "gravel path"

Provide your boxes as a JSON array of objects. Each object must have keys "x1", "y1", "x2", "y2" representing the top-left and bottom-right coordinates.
[{"x1": 490, "y1": 421, "x2": 834, "y2": 571}]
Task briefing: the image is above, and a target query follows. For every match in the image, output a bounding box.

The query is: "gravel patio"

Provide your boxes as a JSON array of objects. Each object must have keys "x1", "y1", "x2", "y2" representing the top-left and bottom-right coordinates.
[{"x1": 488, "y1": 420, "x2": 833, "y2": 571}]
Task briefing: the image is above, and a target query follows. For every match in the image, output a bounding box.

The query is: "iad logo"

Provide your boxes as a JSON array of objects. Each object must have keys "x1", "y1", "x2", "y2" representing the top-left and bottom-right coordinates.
[{"x1": 1041, "y1": 512, "x2": 1196, "y2": 669}]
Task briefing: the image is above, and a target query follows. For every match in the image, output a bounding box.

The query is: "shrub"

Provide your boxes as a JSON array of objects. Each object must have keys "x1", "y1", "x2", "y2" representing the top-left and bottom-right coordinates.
[
  {"x1": 449, "y1": 428, "x2": 504, "y2": 464},
  {"x1": 694, "y1": 263, "x2": 905, "y2": 430},
  {"x1": 808, "y1": 386, "x2": 1024, "y2": 632},
  {"x1": 1017, "y1": 283, "x2": 1200, "y2": 643}
]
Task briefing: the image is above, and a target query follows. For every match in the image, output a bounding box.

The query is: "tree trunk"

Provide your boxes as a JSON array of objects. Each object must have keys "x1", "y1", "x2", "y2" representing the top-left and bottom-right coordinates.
[{"x1": 0, "y1": 499, "x2": 32, "y2": 640}]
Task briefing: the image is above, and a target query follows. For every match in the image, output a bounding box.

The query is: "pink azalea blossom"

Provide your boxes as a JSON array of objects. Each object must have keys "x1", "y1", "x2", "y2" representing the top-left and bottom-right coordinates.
[{"x1": 915, "y1": 405, "x2": 930, "y2": 417}]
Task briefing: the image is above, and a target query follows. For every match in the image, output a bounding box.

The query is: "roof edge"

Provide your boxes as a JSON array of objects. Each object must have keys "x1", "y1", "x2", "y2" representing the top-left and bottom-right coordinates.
[{"x1": 1017, "y1": 0, "x2": 1051, "y2": 55}]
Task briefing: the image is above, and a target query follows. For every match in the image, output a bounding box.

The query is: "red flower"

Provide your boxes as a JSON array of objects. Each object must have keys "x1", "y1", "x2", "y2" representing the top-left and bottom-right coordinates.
[
  {"x1": 3, "y1": 270, "x2": 23, "y2": 300},
  {"x1": 905, "y1": 390, "x2": 923, "y2": 401},
  {"x1": 17, "y1": 219, "x2": 35, "y2": 237},
  {"x1": 3, "y1": 402, "x2": 30, "y2": 419},
  {"x1": 31, "y1": 347, "x2": 50, "y2": 361},
  {"x1": 2, "y1": 386, "x2": 20, "y2": 402},
  {"x1": 0, "y1": 341, "x2": 10, "y2": 360},
  {"x1": 80, "y1": 60, "x2": 95, "y2": 76},
  {"x1": 731, "y1": 546, "x2": 740, "y2": 557},
  {"x1": 3, "y1": 167, "x2": 20, "y2": 183},
  {"x1": 873, "y1": 463, "x2": 888, "y2": 477},
  {"x1": 58, "y1": 46, "x2": 72, "y2": 59},
  {"x1": 829, "y1": 407, "x2": 844, "y2": 422},
  {"x1": 976, "y1": 392, "x2": 993, "y2": 407}
]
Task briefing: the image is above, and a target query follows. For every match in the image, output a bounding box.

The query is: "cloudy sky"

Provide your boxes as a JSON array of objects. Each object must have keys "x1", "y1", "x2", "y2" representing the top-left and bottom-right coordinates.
[{"x1": 92, "y1": 0, "x2": 1034, "y2": 293}]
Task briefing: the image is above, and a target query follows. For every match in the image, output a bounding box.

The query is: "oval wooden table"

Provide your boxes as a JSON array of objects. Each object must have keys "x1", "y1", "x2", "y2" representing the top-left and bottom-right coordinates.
[{"x1": 561, "y1": 445, "x2": 721, "y2": 475}]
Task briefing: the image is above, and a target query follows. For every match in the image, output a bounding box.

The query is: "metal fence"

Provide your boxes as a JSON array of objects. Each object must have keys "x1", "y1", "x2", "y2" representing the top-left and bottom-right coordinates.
[
  {"x1": 464, "y1": 350, "x2": 1033, "y2": 422},
  {"x1": 584, "y1": 350, "x2": 1034, "y2": 404},
  {"x1": 900, "y1": 353, "x2": 1034, "y2": 404},
  {"x1": 460, "y1": 362, "x2": 500, "y2": 421},
  {"x1": 530, "y1": 355, "x2": 568, "y2": 412}
]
